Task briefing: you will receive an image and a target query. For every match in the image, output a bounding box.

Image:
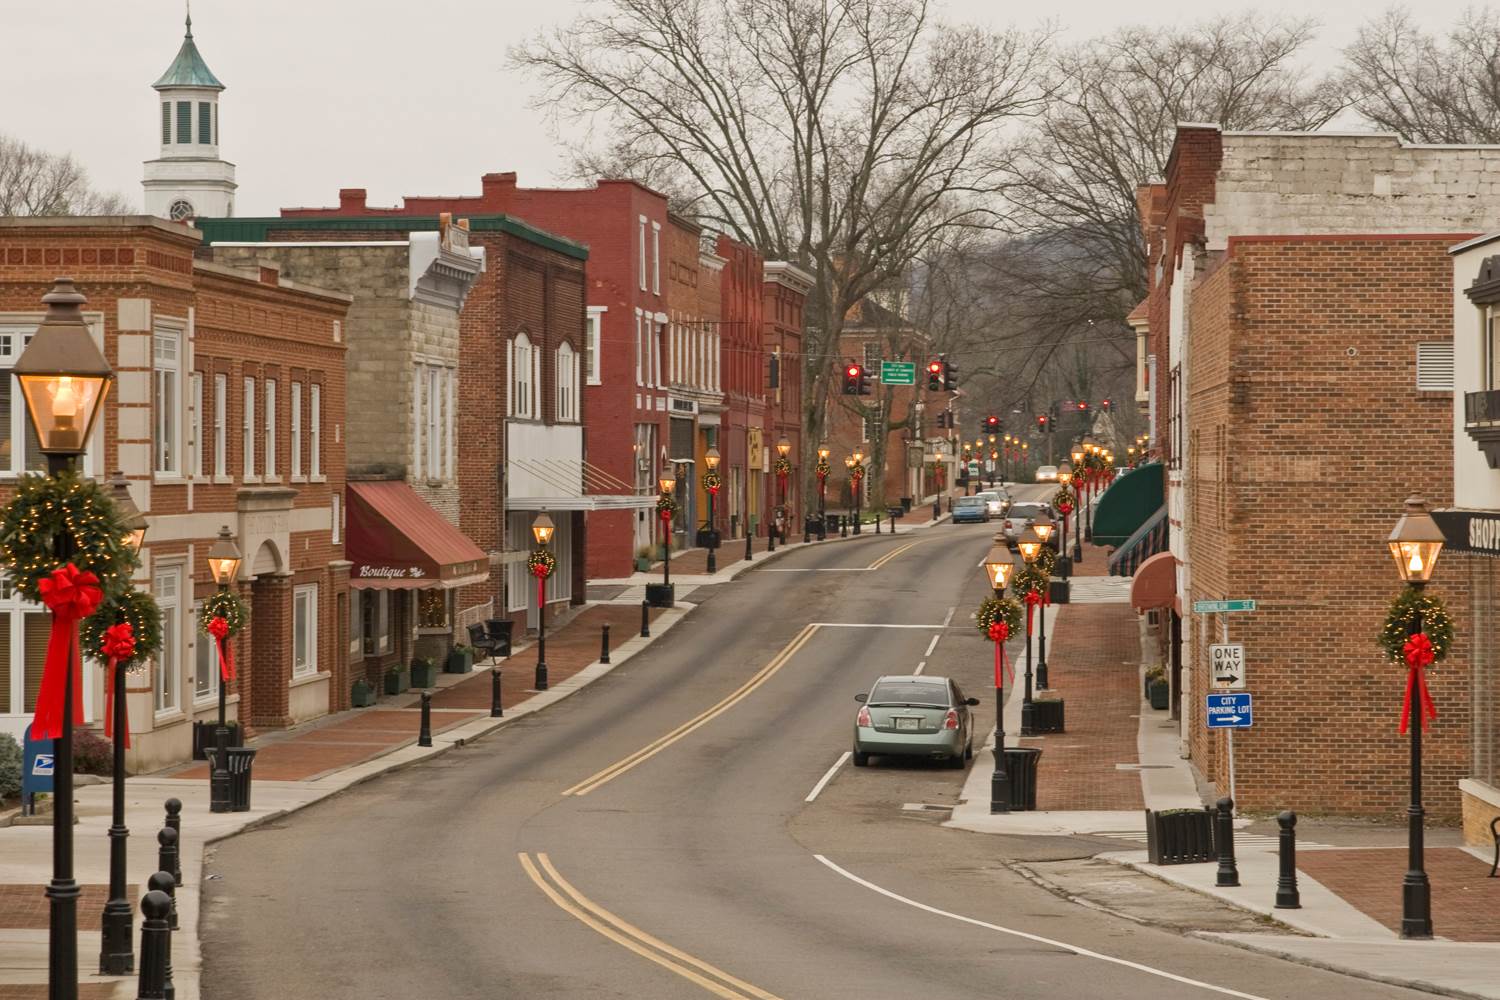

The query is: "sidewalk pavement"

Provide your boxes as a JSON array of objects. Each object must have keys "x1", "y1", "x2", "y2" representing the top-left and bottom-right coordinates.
[{"x1": 946, "y1": 566, "x2": 1500, "y2": 1000}]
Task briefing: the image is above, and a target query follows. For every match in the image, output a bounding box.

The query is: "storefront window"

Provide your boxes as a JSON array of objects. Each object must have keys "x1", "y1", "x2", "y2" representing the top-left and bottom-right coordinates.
[{"x1": 418, "y1": 588, "x2": 448, "y2": 629}]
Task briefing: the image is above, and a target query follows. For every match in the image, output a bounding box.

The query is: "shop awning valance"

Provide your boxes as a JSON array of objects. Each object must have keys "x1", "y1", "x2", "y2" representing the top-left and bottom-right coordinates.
[
  {"x1": 1129, "y1": 551, "x2": 1177, "y2": 611},
  {"x1": 1107, "y1": 504, "x2": 1168, "y2": 578},
  {"x1": 347, "y1": 481, "x2": 489, "y2": 590}
]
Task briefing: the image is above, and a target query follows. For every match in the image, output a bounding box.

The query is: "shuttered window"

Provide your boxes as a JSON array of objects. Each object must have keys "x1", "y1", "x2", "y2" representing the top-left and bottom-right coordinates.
[
  {"x1": 198, "y1": 102, "x2": 212, "y2": 144},
  {"x1": 176, "y1": 101, "x2": 191, "y2": 144},
  {"x1": 161, "y1": 103, "x2": 171, "y2": 144},
  {"x1": 1416, "y1": 342, "x2": 1455, "y2": 392}
]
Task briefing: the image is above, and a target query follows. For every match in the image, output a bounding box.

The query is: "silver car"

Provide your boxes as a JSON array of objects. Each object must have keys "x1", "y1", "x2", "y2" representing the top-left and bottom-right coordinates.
[
  {"x1": 974, "y1": 490, "x2": 1010, "y2": 517},
  {"x1": 852, "y1": 675, "x2": 979, "y2": 768},
  {"x1": 1001, "y1": 501, "x2": 1057, "y2": 548}
]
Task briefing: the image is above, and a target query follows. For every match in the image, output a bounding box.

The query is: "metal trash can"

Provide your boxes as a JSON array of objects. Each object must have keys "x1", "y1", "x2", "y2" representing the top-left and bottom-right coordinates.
[
  {"x1": 1004, "y1": 747, "x2": 1042, "y2": 811},
  {"x1": 825, "y1": 514, "x2": 842, "y2": 534},
  {"x1": 224, "y1": 748, "x2": 257, "y2": 812}
]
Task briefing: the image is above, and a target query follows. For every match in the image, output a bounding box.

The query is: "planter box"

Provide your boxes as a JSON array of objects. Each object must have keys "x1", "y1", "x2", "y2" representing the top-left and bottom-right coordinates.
[
  {"x1": 1148, "y1": 679, "x2": 1170, "y2": 710},
  {"x1": 1031, "y1": 698, "x2": 1065, "y2": 734},
  {"x1": 634, "y1": 557, "x2": 652, "y2": 573},
  {"x1": 645, "y1": 583, "x2": 675, "y2": 608},
  {"x1": 191, "y1": 720, "x2": 243, "y2": 760},
  {"x1": 350, "y1": 679, "x2": 377, "y2": 708},
  {"x1": 695, "y1": 528, "x2": 721, "y2": 549},
  {"x1": 1146, "y1": 807, "x2": 1216, "y2": 865},
  {"x1": 384, "y1": 670, "x2": 410, "y2": 695},
  {"x1": 410, "y1": 661, "x2": 438, "y2": 690},
  {"x1": 444, "y1": 648, "x2": 475, "y2": 674},
  {"x1": 1048, "y1": 580, "x2": 1070, "y2": 604}
]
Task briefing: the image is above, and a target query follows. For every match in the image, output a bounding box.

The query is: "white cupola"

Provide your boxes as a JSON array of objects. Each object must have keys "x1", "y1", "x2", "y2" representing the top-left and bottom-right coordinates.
[{"x1": 142, "y1": 8, "x2": 236, "y2": 222}]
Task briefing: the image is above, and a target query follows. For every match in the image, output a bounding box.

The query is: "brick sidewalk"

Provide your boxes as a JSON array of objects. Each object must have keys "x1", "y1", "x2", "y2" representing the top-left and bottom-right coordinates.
[
  {"x1": 0, "y1": 884, "x2": 130, "y2": 930},
  {"x1": 1296, "y1": 848, "x2": 1500, "y2": 942},
  {"x1": 165, "y1": 603, "x2": 665, "y2": 783},
  {"x1": 1025, "y1": 602, "x2": 1144, "y2": 811}
]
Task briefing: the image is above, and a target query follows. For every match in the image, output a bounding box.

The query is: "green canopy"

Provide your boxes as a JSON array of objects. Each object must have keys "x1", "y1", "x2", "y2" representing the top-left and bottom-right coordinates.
[{"x1": 1090, "y1": 461, "x2": 1164, "y2": 548}]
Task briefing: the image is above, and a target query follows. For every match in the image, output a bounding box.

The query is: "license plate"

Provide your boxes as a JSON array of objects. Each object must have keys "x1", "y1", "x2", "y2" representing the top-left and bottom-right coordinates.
[{"x1": 894, "y1": 716, "x2": 921, "y2": 731}]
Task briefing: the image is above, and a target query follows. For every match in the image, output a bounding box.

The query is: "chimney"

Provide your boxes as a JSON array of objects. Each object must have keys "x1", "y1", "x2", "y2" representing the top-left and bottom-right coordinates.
[
  {"x1": 338, "y1": 188, "x2": 369, "y2": 212},
  {"x1": 479, "y1": 172, "x2": 518, "y2": 210}
]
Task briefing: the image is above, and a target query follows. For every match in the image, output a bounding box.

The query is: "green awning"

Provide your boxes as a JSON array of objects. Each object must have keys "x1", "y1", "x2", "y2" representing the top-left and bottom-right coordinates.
[
  {"x1": 1090, "y1": 461, "x2": 1164, "y2": 548},
  {"x1": 1108, "y1": 505, "x2": 1167, "y2": 577}
]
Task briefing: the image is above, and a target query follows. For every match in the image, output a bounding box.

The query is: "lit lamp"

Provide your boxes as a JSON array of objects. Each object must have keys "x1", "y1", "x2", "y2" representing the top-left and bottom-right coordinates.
[
  {"x1": 15, "y1": 279, "x2": 112, "y2": 467},
  {"x1": 777, "y1": 436, "x2": 791, "y2": 458},
  {"x1": 1386, "y1": 496, "x2": 1444, "y2": 939},
  {"x1": 1031, "y1": 509, "x2": 1055, "y2": 547},
  {"x1": 531, "y1": 513, "x2": 555, "y2": 690},
  {"x1": 984, "y1": 546, "x2": 1016, "y2": 593},
  {"x1": 1057, "y1": 460, "x2": 1072, "y2": 486},
  {"x1": 1017, "y1": 526, "x2": 1043, "y2": 564},
  {"x1": 775, "y1": 436, "x2": 792, "y2": 545},
  {"x1": 206, "y1": 526, "x2": 242, "y2": 816},
  {"x1": 1030, "y1": 510, "x2": 1056, "y2": 688},
  {"x1": 656, "y1": 473, "x2": 676, "y2": 595},
  {"x1": 1071, "y1": 444, "x2": 1084, "y2": 466},
  {"x1": 108, "y1": 472, "x2": 147, "y2": 555}
]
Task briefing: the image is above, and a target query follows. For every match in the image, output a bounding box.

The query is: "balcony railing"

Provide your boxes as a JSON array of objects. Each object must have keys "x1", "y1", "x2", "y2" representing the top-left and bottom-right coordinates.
[{"x1": 1463, "y1": 390, "x2": 1500, "y2": 468}]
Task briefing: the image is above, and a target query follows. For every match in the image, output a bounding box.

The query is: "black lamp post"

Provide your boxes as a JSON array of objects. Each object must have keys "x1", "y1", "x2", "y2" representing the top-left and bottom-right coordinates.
[
  {"x1": 1056, "y1": 461, "x2": 1074, "y2": 580},
  {"x1": 1070, "y1": 445, "x2": 1085, "y2": 560},
  {"x1": 206, "y1": 526, "x2": 242, "y2": 814},
  {"x1": 984, "y1": 546, "x2": 1017, "y2": 813},
  {"x1": 14, "y1": 278, "x2": 115, "y2": 1000},
  {"x1": 1388, "y1": 496, "x2": 1444, "y2": 939},
  {"x1": 531, "y1": 513, "x2": 555, "y2": 691},
  {"x1": 704, "y1": 447, "x2": 720, "y2": 574},
  {"x1": 987, "y1": 434, "x2": 997, "y2": 487},
  {"x1": 816, "y1": 444, "x2": 830, "y2": 529},
  {"x1": 776, "y1": 436, "x2": 791, "y2": 545},
  {"x1": 99, "y1": 473, "x2": 146, "y2": 975},
  {"x1": 1016, "y1": 526, "x2": 1043, "y2": 736},
  {"x1": 1031, "y1": 510, "x2": 1056, "y2": 690},
  {"x1": 657, "y1": 472, "x2": 675, "y2": 590}
]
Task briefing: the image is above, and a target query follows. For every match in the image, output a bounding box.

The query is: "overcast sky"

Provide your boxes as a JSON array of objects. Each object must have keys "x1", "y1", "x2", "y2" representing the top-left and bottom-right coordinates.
[{"x1": 0, "y1": 0, "x2": 1478, "y2": 216}]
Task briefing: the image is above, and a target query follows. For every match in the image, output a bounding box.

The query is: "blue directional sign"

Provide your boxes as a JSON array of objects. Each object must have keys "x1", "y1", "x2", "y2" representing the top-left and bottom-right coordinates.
[{"x1": 1205, "y1": 692, "x2": 1253, "y2": 729}]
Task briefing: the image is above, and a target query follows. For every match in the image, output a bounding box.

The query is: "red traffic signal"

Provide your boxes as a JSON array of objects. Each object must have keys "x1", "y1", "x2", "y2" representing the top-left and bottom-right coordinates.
[
  {"x1": 1036, "y1": 414, "x2": 1048, "y2": 429},
  {"x1": 843, "y1": 364, "x2": 862, "y2": 395},
  {"x1": 927, "y1": 361, "x2": 942, "y2": 374},
  {"x1": 1077, "y1": 400, "x2": 1088, "y2": 410}
]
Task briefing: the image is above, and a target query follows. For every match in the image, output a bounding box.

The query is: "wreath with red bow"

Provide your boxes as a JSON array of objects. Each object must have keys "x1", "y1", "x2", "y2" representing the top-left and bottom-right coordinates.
[
  {"x1": 701, "y1": 470, "x2": 722, "y2": 495},
  {"x1": 82, "y1": 587, "x2": 162, "y2": 671},
  {"x1": 1378, "y1": 587, "x2": 1452, "y2": 663},
  {"x1": 527, "y1": 549, "x2": 557, "y2": 579},
  {"x1": 0, "y1": 470, "x2": 139, "y2": 603},
  {"x1": 656, "y1": 493, "x2": 678, "y2": 521},
  {"x1": 976, "y1": 596, "x2": 1022, "y2": 634},
  {"x1": 1053, "y1": 485, "x2": 1076, "y2": 513},
  {"x1": 199, "y1": 588, "x2": 249, "y2": 639},
  {"x1": 774, "y1": 457, "x2": 792, "y2": 477}
]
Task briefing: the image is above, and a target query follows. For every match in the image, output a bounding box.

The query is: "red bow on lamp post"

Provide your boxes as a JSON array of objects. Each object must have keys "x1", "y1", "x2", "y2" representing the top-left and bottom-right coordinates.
[
  {"x1": 32, "y1": 563, "x2": 104, "y2": 740},
  {"x1": 100, "y1": 622, "x2": 136, "y2": 748},
  {"x1": 1023, "y1": 589, "x2": 1042, "y2": 633},
  {"x1": 207, "y1": 615, "x2": 236, "y2": 682},
  {"x1": 1399, "y1": 633, "x2": 1439, "y2": 734},
  {"x1": 988, "y1": 621, "x2": 1013, "y2": 686}
]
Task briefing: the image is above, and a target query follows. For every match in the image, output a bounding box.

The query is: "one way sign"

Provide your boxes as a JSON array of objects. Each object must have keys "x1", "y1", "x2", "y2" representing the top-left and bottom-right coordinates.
[
  {"x1": 1206, "y1": 692, "x2": 1253, "y2": 729},
  {"x1": 1210, "y1": 644, "x2": 1245, "y2": 689}
]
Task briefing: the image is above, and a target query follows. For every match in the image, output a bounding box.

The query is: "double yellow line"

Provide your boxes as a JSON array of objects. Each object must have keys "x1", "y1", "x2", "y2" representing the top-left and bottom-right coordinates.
[
  {"x1": 562, "y1": 623, "x2": 820, "y2": 796},
  {"x1": 866, "y1": 539, "x2": 920, "y2": 571},
  {"x1": 519, "y1": 852, "x2": 783, "y2": 1000}
]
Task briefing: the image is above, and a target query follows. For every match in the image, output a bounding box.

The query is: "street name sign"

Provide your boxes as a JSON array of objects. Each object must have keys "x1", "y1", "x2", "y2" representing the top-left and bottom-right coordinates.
[
  {"x1": 1209, "y1": 643, "x2": 1246, "y2": 689},
  {"x1": 1193, "y1": 599, "x2": 1256, "y2": 614},
  {"x1": 880, "y1": 361, "x2": 916, "y2": 386},
  {"x1": 1206, "y1": 692, "x2": 1253, "y2": 729}
]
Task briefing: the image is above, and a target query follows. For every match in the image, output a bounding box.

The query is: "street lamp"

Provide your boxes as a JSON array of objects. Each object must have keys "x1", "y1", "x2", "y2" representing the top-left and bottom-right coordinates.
[
  {"x1": 1056, "y1": 461, "x2": 1075, "y2": 578},
  {"x1": 847, "y1": 455, "x2": 865, "y2": 535},
  {"x1": 816, "y1": 443, "x2": 830, "y2": 537},
  {"x1": 1018, "y1": 526, "x2": 1043, "y2": 735},
  {"x1": 1387, "y1": 496, "x2": 1444, "y2": 939},
  {"x1": 704, "y1": 447, "x2": 721, "y2": 574},
  {"x1": 15, "y1": 279, "x2": 114, "y2": 1000},
  {"x1": 1031, "y1": 510, "x2": 1056, "y2": 690},
  {"x1": 658, "y1": 472, "x2": 675, "y2": 591},
  {"x1": 100, "y1": 473, "x2": 146, "y2": 975},
  {"x1": 206, "y1": 527, "x2": 242, "y2": 815},
  {"x1": 984, "y1": 546, "x2": 1018, "y2": 814},
  {"x1": 531, "y1": 513, "x2": 555, "y2": 690}
]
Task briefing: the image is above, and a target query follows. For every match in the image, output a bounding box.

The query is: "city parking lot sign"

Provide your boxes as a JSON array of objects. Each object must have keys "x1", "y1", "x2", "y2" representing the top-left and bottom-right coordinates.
[{"x1": 1206, "y1": 692, "x2": 1253, "y2": 729}]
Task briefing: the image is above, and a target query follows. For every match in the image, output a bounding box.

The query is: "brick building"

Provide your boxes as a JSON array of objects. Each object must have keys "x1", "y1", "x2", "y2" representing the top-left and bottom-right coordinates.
[
  {"x1": 762, "y1": 261, "x2": 814, "y2": 531},
  {"x1": 661, "y1": 216, "x2": 722, "y2": 547},
  {"x1": 199, "y1": 211, "x2": 599, "y2": 641},
  {"x1": 0, "y1": 217, "x2": 349, "y2": 772},
  {"x1": 205, "y1": 218, "x2": 489, "y2": 693},
  {"x1": 716, "y1": 235, "x2": 770, "y2": 539},
  {"x1": 1129, "y1": 125, "x2": 1500, "y2": 817}
]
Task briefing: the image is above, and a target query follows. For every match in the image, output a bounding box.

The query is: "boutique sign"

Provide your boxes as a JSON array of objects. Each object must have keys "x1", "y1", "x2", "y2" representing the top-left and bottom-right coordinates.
[{"x1": 1432, "y1": 509, "x2": 1500, "y2": 557}]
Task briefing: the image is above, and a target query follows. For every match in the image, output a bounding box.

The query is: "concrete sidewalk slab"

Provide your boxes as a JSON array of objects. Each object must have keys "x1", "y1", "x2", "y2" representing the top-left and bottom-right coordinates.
[{"x1": 1202, "y1": 934, "x2": 1500, "y2": 1000}]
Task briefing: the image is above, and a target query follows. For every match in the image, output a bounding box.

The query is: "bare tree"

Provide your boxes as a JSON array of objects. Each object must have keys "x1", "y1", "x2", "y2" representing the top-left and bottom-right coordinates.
[
  {"x1": 0, "y1": 133, "x2": 132, "y2": 217},
  {"x1": 512, "y1": 0, "x2": 1052, "y2": 475},
  {"x1": 1344, "y1": 6, "x2": 1500, "y2": 144}
]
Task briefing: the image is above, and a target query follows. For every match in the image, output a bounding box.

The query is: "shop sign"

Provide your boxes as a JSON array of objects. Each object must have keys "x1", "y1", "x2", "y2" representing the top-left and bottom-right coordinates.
[{"x1": 1432, "y1": 509, "x2": 1500, "y2": 557}]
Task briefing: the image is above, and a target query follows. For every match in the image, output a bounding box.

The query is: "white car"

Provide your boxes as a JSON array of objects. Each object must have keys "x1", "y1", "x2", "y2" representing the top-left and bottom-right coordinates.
[
  {"x1": 1035, "y1": 464, "x2": 1058, "y2": 482},
  {"x1": 974, "y1": 490, "x2": 1010, "y2": 517}
]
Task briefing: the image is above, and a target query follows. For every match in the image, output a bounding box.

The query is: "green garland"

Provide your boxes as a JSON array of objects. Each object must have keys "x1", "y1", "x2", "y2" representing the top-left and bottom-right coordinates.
[
  {"x1": 976, "y1": 596, "x2": 1022, "y2": 633},
  {"x1": 774, "y1": 457, "x2": 792, "y2": 477},
  {"x1": 701, "y1": 470, "x2": 722, "y2": 494},
  {"x1": 1378, "y1": 586, "x2": 1454, "y2": 662},
  {"x1": 656, "y1": 493, "x2": 678, "y2": 519},
  {"x1": 199, "y1": 588, "x2": 249, "y2": 638},
  {"x1": 527, "y1": 548, "x2": 557, "y2": 579},
  {"x1": 82, "y1": 588, "x2": 162, "y2": 669},
  {"x1": 1012, "y1": 564, "x2": 1050, "y2": 599},
  {"x1": 0, "y1": 470, "x2": 138, "y2": 603},
  {"x1": 1053, "y1": 484, "x2": 1076, "y2": 511}
]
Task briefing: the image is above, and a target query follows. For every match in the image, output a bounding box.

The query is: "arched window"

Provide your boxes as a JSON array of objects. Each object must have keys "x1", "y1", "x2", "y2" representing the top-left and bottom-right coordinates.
[
  {"x1": 169, "y1": 199, "x2": 195, "y2": 222},
  {"x1": 556, "y1": 343, "x2": 578, "y2": 422},
  {"x1": 510, "y1": 332, "x2": 534, "y2": 418}
]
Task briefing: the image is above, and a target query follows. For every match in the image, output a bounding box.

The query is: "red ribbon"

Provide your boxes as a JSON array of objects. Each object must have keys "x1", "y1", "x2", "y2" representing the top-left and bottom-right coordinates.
[
  {"x1": 537, "y1": 574, "x2": 546, "y2": 614},
  {"x1": 1058, "y1": 502, "x2": 1072, "y2": 515},
  {"x1": 207, "y1": 615, "x2": 236, "y2": 682},
  {"x1": 988, "y1": 621, "x2": 1014, "y2": 687},
  {"x1": 660, "y1": 507, "x2": 672, "y2": 522},
  {"x1": 101, "y1": 622, "x2": 136, "y2": 748},
  {"x1": 32, "y1": 564, "x2": 103, "y2": 741},
  {"x1": 709, "y1": 485, "x2": 721, "y2": 495},
  {"x1": 1399, "y1": 633, "x2": 1438, "y2": 734}
]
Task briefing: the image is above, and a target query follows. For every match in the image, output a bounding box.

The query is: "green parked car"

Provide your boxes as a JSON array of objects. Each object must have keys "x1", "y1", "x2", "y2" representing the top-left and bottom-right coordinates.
[{"x1": 852, "y1": 675, "x2": 979, "y2": 769}]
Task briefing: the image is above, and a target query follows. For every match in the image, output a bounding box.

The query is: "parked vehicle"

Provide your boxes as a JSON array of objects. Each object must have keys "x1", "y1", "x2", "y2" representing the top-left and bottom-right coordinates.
[
  {"x1": 974, "y1": 490, "x2": 1010, "y2": 517},
  {"x1": 950, "y1": 496, "x2": 990, "y2": 523},
  {"x1": 852, "y1": 675, "x2": 979, "y2": 768},
  {"x1": 1035, "y1": 464, "x2": 1059, "y2": 482},
  {"x1": 1001, "y1": 502, "x2": 1058, "y2": 548}
]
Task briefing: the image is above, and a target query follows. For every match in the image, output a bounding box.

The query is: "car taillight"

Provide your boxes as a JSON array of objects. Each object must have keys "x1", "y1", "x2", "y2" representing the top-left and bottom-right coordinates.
[
  {"x1": 1004, "y1": 520, "x2": 1013, "y2": 530},
  {"x1": 943, "y1": 709, "x2": 959, "y2": 730},
  {"x1": 857, "y1": 707, "x2": 872, "y2": 727}
]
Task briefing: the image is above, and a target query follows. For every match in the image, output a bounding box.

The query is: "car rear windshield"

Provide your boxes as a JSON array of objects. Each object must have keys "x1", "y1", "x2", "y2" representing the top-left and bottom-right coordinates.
[
  {"x1": 1011, "y1": 504, "x2": 1048, "y2": 518},
  {"x1": 955, "y1": 498, "x2": 984, "y2": 507},
  {"x1": 869, "y1": 679, "x2": 950, "y2": 706}
]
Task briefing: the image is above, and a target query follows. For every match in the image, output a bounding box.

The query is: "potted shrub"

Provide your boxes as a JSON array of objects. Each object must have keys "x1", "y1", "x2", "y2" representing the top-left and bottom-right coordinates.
[
  {"x1": 1145, "y1": 665, "x2": 1170, "y2": 709},
  {"x1": 445, "y1": 644, "x2": 475, "y2": 674},
  {"x1": 634, "y1": 546, "x2": 654, "y2": 573},
  {"x1": 409, "y1": 656, "x2": 438, "y2": 690},
  {"x1": 351, "y1": 678, "x2": 377, "y2": 708},
  {"x1": 384, "y1": 662, "x2": 410, "y2": 695}
]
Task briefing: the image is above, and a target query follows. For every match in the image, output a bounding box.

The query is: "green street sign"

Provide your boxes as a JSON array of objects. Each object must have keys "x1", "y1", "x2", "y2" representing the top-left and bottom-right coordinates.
[
  {"x1": 879, "y1": 361, "x2": 916, "y2": 386},
  {"x1": 1192, "y1": 599, "x2": 1256, "y2": 614}
]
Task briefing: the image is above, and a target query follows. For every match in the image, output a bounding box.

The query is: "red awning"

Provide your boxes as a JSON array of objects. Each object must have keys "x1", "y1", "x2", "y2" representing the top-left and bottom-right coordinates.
[
  {"x1": 1129, "y1": 551, "x2": 1176, "y2": 612},
  {"x1": 346, "y1": 481, "x2": 489, "y2": 590}
]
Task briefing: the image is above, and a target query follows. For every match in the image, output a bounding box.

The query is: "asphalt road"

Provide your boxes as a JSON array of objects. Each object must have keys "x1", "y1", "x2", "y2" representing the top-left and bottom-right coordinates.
[{"x1": 202, "y1": 488, "x2": 1428, "y2": 1000}]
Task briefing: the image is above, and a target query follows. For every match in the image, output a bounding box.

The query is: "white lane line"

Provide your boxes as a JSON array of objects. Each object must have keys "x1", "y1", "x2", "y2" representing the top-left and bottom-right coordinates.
[
  {"x1": 812, "y1": 855, "x2": 1271, "y2": 1000},
  {"x1": 805, "y1": 753, "x2": 851, "y2": 802},
  {"x1": 811, "y1": 622, "x2": 949, "y2": 629},
  {"x1": 942, "y1": 607, "x2": 955, "y2": 627},
  {"x1": 912, "y1": 661, "x2": 926, "y2": 675},
  {"x1": 924, "y1": 634, "x2": 941, "y2": 657},
  {"x1": 761, "y1": 568, "x2": 867, "y2": 573}
]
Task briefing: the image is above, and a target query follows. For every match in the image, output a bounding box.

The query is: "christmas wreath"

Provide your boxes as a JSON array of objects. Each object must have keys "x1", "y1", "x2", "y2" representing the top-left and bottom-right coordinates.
[
  {"x1": 1011, "y1": 564, "x2": 1050, "y2": 600},
  {"x1": 1378, "y1": 586, "x2": 1454, "y2": 663},
  {"x1": 82, "y1": 588, "x2": 162, "y2": 670},
  {"x1": 1053, "y1": 485, "x2": 1076, "y2": 512},
  {"x1": 656, "y1": 493, "x2": 678, "y2": 520},
  {"x1": 527, "y1": 548, "x2": 557, "y2": 579},
  {"x1": 849, "y1": 464, "x2": 865, "y2": 483},
  {"x1": 1034, "y1": 544, "x2": 1057, "y2": 579},
  {"x1": 701, "y1": 470, "x2": 722, "y2": 495},
  {"x1": 976, "y1": 596, "x2": 1022, "y2": 634},
  {"x1": 199, "y1": 588, "x2": 249, "y2": 638},
  {"x1": 774, "y1": 457, "x2": 792, "y2": 477},
  {"x1": 0, "y1": 470, "x2": 138, "y2": 603}
]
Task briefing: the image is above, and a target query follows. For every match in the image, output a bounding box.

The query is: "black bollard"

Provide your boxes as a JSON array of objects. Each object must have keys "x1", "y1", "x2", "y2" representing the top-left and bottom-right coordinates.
[
  {"x1": 489, "y1": 669, "x2": 503, "y2": 718},
  {"x1": 600, "y1": 623, "x2": 611, "y2": 665},
  {"x1": 768, "y1": 525, "x2": 776, "y2": 552},
  {"x1": 156, "y1": 827, "x2": 178, "y2": 912},
  {"x1": 640, "y1": 600, "x2": 650, "y2": 638},
  {"x1": 874, "y1": 513, "x2": 881, "y2": 534},
  {"x1": 146, "y1": 873, "x2": 175, "y2": 999},
  {"x1": 1275, "y1": 811, "x2": 1301, "y2": 908},
  {"x1": 163, "y1": 799, "x2": 182, "y2": 888},
  {"x1": 1215, "y1": 797, "x2": 1240, "y2": 887},
  {"x1": 745, "y1": 531, "x2": 753, "y2": 562},
  {"x1": 136, "y1": 889, "x2": 171, "y2": 1000},
  {"x1": 418, "y1": 692, "x2": 433, "y2": 748},
  {"x1": 933, "y1": 498, "x2": 940, "y2": 521}
]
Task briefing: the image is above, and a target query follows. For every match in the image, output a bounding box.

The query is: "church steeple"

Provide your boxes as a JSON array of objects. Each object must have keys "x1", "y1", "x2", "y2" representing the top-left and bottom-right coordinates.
[
  {"x1": 152, "y1": 6, "x2": 224, "y2": 92},
  {"x1": 143, "y1": 4, "x2": 236, "y2": 222}
]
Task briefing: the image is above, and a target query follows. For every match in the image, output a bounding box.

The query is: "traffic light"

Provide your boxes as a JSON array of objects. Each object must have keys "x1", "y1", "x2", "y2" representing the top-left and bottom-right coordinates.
[
  {"x1": 858, "y1": 365, "x2": 874, "y2": 396},
  {"x1": 1077, "y1": 400, "x2": 1089, "y2": 412},
  {"x1": 944, "y1": 359, "x2": 959, "y2": 392},
  {"x1": 926, "y1": 360, "x2": 943, "y2": 392},
  {"x1": 843, "y1": 363, "x2": 861, "y2": 395},
  {"x1": 1037, "y1": 413, "x2": 1048, "y2": 431},
  {"x1": 985, "y1": 415, "x2": 1000, "y2": 433},
  {"x1": 1101, "y1": 398, "x2": 1111, "y2": 412}
]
